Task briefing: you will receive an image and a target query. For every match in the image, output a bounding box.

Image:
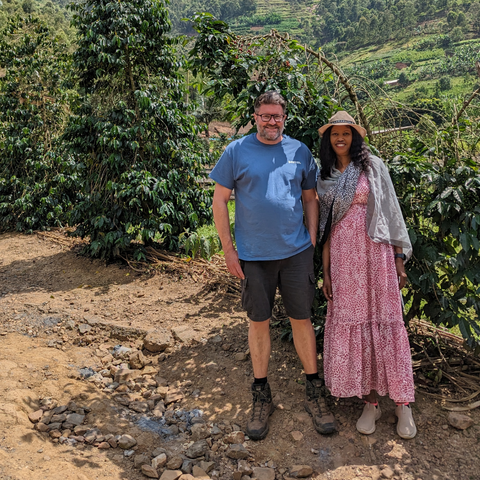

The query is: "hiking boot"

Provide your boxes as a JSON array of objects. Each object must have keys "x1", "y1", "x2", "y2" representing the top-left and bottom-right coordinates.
[
  {"x1": 246, "y1": 382, "x2": 275, "y2": 440},
  {"x1": 304, "y1": 378, "x2": 337, "y2": 435}
]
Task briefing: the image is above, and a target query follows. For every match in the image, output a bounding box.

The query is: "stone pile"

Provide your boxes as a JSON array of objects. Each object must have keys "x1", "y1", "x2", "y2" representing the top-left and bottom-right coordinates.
[
  {"x1": 28, "y1": 329, "x2": 316, "y2": 479},
  {"x1": 28, "y1": 395, "x2": 314, "y2": 479}
]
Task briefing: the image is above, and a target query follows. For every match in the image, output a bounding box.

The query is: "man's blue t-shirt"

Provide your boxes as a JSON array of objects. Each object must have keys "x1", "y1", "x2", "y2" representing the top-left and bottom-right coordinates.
[{"x1": 209, "y1": 133, "x2": 318, "y2": 261}]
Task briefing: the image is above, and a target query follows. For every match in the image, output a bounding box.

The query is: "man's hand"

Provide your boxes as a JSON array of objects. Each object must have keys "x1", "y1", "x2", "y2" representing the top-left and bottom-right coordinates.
[
  {"x1": 322, "y1": 274, "x2": 333, "y2": 302},
  {"x1": 224, "y1": 249, "x2": 245, "y2": 279}
]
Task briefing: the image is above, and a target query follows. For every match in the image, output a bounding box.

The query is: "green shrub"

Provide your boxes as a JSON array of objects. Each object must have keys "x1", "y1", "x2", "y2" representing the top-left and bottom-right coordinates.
[
  {"x1": 0, "y1": 16, "x2": 78, "y2": 232},
  {"x1": 64, "y1": 0, "x2": 212, "y2": 259}
]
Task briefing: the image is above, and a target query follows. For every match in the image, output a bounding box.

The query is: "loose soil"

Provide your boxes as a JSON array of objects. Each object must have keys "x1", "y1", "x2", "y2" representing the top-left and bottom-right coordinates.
[{"x1": 0, "y1": 232, "x2": 479, "y2": 480}]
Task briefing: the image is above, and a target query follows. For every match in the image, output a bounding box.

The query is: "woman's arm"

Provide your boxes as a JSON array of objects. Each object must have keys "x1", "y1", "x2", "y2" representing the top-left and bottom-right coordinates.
[
  {"x1": 322, "y1": 235, "x2": 333, "y2": 301},
  {"x1": 394, "y1": 246, "x2": 408, "y2": 289}
]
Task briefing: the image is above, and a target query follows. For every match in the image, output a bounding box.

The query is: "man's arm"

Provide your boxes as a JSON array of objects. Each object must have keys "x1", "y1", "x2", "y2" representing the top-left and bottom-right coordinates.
[
  {"x1": 301, "y1": 188, "x2": 319, "y2": 247},
  {"x1": 212, "y1": 184, "x2": 245, "y2": 279}
]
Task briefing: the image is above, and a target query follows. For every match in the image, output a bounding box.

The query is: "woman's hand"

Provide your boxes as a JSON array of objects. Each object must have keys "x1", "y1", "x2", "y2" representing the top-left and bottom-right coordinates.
[
  {"x1": 395, "y1": 258, "x2": 408, "y2": 289},
  {"x1": 322, "y1": 273, "x2": 333, "y2": 302}
]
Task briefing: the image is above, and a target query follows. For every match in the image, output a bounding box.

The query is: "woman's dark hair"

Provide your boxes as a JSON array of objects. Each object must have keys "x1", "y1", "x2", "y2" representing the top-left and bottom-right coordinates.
[{"x1": 319, "y1": 126, "x2": 371, "y2": 180}]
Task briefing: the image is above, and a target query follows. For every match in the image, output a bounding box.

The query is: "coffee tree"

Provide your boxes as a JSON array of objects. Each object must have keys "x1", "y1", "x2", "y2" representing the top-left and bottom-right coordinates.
[
  {"x1": 0, "y1": 16, "x2": 78, "y2": 232},
  {"x1": 65, "y1": 0, "x2": 212, "y2": 259},
  {"x1": 189, "y1": 13, "x2": 334, "y2": 151},
  {"x1": 388, "y1": 126, "x2": 480, "y2": 348}
]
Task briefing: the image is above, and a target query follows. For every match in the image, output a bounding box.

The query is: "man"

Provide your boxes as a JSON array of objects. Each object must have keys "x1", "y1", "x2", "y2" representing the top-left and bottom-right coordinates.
[{"x1": 209, "y1": 91, "x2": 336, "y2": 440}]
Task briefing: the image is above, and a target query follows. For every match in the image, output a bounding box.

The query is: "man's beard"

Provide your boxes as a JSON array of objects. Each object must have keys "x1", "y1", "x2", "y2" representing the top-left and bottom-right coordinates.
[{"x1": 257, "y1": 123, "x2": 284, "y2": 142}]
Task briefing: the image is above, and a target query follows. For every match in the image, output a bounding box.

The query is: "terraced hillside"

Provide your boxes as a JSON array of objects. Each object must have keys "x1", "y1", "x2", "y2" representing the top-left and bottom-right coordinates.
[{"x1": 230, "y1": 0, "x2": 319, "y2": 37}]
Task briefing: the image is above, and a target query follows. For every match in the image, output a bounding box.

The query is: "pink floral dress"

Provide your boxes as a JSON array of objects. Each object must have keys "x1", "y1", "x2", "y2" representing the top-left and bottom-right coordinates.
[{"x1": 323, "y1": 173, "x2": 415, "y2": 402}]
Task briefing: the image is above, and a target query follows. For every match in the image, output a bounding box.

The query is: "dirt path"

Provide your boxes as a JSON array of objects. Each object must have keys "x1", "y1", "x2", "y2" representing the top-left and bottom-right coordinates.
[{"x1": 0, "y1": 232, "x2": 478, "y2": 480}]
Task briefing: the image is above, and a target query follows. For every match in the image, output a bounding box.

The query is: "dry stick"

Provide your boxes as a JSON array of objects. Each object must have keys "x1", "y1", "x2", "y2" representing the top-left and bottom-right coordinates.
[
  {"x1": 442, "y1": 400, "x2": 480, "y2": 412},
  {"x1": 458, "y1": 371, "x2": 480, "y2": 382},
  {"x1": 435, "y1": 333, "x2": 452, "y2": 371},
  {"x1": 423, "y1": 348, "x2": 468, "y2": 393},
  {"x1": 267, "y1": 30, "x2": 373, "y2": 139},
  {"x1": 453, "y1": 87, "x2": 480, "y2": 126},
  {"x1": 419, "y1": 389, "x2": 480, "y2": 403}
]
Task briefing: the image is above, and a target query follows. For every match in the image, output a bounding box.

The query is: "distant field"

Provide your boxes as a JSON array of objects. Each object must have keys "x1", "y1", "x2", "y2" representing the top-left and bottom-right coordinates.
[{"x1": 231, "y1": 0, "x2": 318, "y2": 37}]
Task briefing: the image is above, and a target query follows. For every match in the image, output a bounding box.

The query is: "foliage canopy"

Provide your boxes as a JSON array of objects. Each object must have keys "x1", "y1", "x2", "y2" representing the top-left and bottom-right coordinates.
[{"x1": 63, "y1": 0, "x2": 212, "y2": 260}]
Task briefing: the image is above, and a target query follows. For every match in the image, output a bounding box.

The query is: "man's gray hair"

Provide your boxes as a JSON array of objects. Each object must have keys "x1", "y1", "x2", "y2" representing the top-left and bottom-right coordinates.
[{"x1": 254, "y1": 91, "x2": 286, "y2": 113}]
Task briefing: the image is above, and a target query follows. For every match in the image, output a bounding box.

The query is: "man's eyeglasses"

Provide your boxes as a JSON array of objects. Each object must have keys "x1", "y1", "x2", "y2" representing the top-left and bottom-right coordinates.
[{"x1": 256, "y1": 114, "x2": 286, "y2": 123}]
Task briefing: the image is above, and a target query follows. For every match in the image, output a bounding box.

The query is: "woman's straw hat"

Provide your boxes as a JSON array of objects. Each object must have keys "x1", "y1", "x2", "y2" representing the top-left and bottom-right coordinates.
[{"x1": 318, "y1": 111, "x2": 367, "y2": 138}]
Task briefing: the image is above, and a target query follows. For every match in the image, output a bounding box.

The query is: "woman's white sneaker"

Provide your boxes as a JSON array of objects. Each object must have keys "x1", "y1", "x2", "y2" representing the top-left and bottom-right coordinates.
[
  {"x1": 395, "y1": 404, "x2": 417, "y2": 439},
  {"x1": 356, "y1": 402, "x2": 381, "y2": 435}
]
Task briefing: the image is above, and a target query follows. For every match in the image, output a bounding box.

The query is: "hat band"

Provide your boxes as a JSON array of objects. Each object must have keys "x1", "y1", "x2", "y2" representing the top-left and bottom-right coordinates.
[{"x1": 330, "y1": 119, "x2": 355, "y2": 125}]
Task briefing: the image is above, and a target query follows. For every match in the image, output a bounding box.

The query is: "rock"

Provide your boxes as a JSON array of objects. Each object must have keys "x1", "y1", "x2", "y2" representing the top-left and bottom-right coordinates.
[
  {"x1": 385, "y1": 440, "x2": 408, "y2": 459},
  {"x1": 129, "y1": 351, "x2": 148, "y2": 369},
  {"x1": 66, "y1": 320, "x2": 76, "y2": 330},
  {"x1": 74, "y1": 425, "x2": 90, "y2": 436},
  {"x1": 152, "y1": 447, "x2": 167, "y2": 457},
  {"x1": 152, "y1": 453, "x2": 167, "y2": 469},
  {"x1": 234, "y1": 353, "x2": 247, "y2": 361},
  {"x1": 159, "y1": 471, "x2": 183, "y2": 480},
  {"x1": 166, "y1": 456, "x2": 184, "y2": 470},
  {"x1": 164, "y1": 389, "x2": 183, "y2": 406},
  {"x1": 198, "y1": 461, "x2": 215, "y2": 474},
  {"x1": 28, "y1": 409, "x2": 44, "y2": 423},
  {"x1": 66, "y1": 413, "x2": 85, "y2": 426},
  {"x1": 381, "y1": 467, "x2": 395, "y2": 479},
  {"x1": 124, "y1": 449, "x2": 135, "y2": 457},
  {"x1": 144, "y1": 330, "x2": 173, "y2": 353},
  {"x1": 153, "y1": 402, "x2": 165, "y2": 418},
  {"x1": 223, "y1": 431, "x2": 245, "y2": 444},
  {"x1": 97, "y1": 442, "x2": 110, "y2": 449},
  {"x1": 179, "y1": 475, "x2": 195, "y2": 480},
  {"x1": 141, "y1": 464, "x2": 159, "y2": 478},
  {"x1": 78, "y1": 324, "x2": 92, "y2": 334},
  {"x1": 118, "y1": 434, "x2": 137, "y2": 449},
  {"x1": 185, "y1": 440, "x2": 209, "y2": 459},
  {"x1": 134, "y1": 454, "x2": 151, "y2": 468},
  {"x1": 47, "y1": 422, "x2": 62, "y2": 431},
  {"x1": 448, "y1": 412, "x2": 474, "y2": 430},
  {"x1": 115, "y1": 368, "x2": 142, "y2": 384},
  {"x1": 84, "y1": 315, "x2": 102, "y2": 325},
  {"x1": 237, "y1": 460, "x2": 253, "y2": 475},
  {"x1": 101, "y1": 354, "x2": 114, "y2": 365},
  {"x1": 84, "y1": 430, "x2": 100, "y2": 444},
  {"x1": 211, "y1": 335, "x2": 223, "y2": 343},
  {"x1": 181, "y1": 459, "x2": 194, "y2": 474},
  {"x1": 142, "y1": 366, "x2": 158, "y2": 375},
  {"x1": 172, "y1": 326, "x2": 197, "y2": 344},
  {"x1": 51, "y1": 414, "x2": 67, "y2": 423},
  {"x1": 129, "y1": 401, "x2": 150, "y2": 413},
  {"x1": 112, "y1": 345, "x2": 132, "y2": 359},
  {"x1": 252, "y1": 467, "x2": 275, "y2": 480},
  {"x1": 191, "y1": 465, "x2": 210, "y2": 479},
  {"x1": 52, "y1": 405, "x2": 68, "y2": 415},
  {"x1": 226, "y1": 444, "x2": 249, "y2": 460},
  {"x1": 35, "y1": 423, "x2": 50, "y2": 432},
  {"x1": 290, "y1": 431, "x2": 304, "y2": 442},
  {"x1": 289, "y1": 465, "x2": 314, "y2": 478},
  {"x1": 233, "y1": 473, "x2": 243, "y2": 480},
  {"x1": 190, "y1": 423, "x2": 210, "y2": 441}
]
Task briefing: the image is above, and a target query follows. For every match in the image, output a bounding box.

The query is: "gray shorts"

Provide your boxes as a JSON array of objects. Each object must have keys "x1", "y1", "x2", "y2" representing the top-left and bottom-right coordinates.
[{"x1": 240, "y1": 245, "x2": 315, "y2": 322}]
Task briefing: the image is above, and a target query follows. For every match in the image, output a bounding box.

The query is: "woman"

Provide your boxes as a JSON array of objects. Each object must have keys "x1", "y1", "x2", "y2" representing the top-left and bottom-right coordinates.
[{"x1": 317, "y1": 111, "x2": 416, "y2": 439}]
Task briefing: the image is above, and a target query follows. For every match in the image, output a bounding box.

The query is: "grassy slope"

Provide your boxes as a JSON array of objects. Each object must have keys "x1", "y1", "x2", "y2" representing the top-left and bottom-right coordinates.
[
  {"x1": 231, "y1": 0, "x2": 319, "y2": 36},
  {"x1": 236, "y1": 1, "x2": 479, "y2": 100}
]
